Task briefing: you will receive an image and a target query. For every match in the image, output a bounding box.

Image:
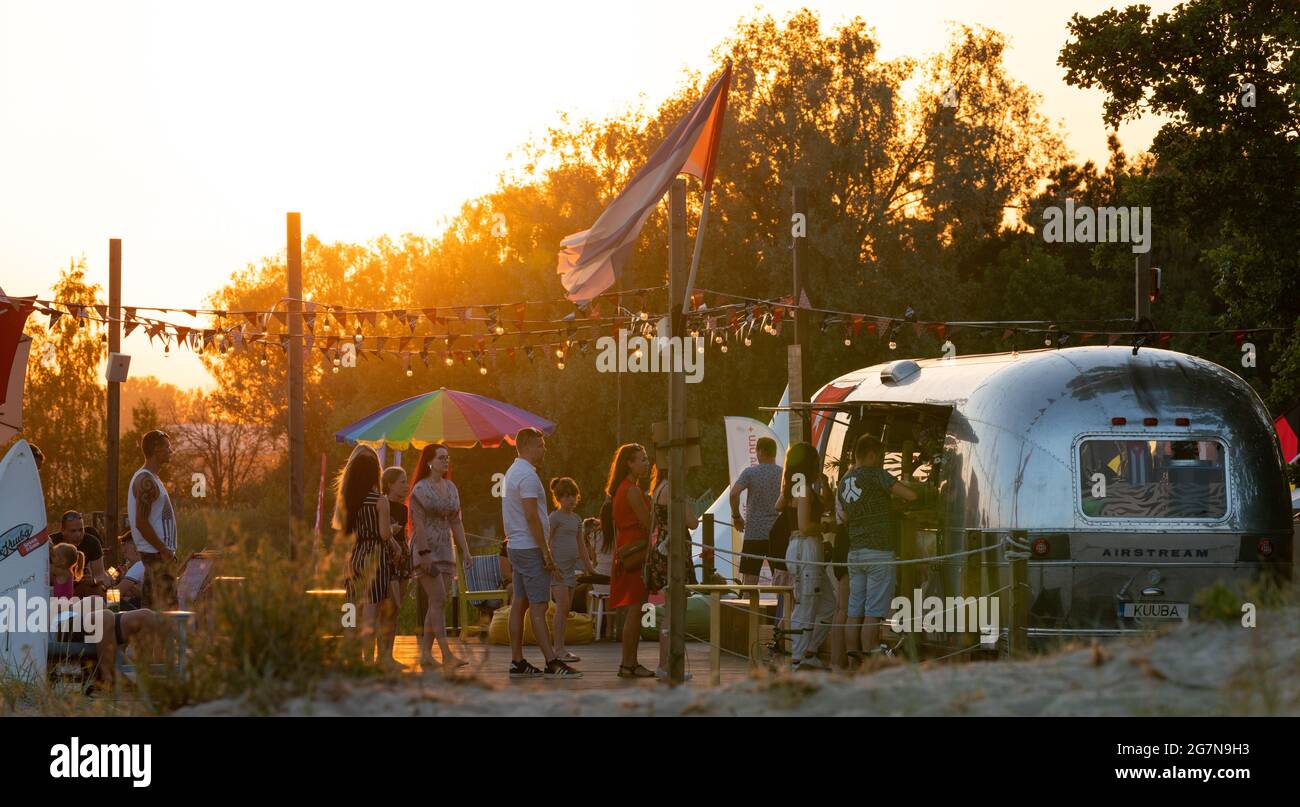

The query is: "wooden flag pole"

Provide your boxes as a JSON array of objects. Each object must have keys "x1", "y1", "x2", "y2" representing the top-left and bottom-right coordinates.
[
  {"x1": 667, "y1": 179, "x2": 688, "y2": 683},
  {"x1": 681, "y1": 190, "x2": 710, "y2": 315}
]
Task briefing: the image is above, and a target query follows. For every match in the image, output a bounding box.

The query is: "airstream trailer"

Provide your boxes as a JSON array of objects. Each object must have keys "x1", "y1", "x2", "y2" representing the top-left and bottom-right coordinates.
[{"x1": 800, "y1": 346, "x2": 1292, "y2": 637}]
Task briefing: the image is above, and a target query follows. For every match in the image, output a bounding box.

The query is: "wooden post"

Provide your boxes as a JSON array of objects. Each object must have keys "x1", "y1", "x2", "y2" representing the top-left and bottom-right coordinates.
[
  {"x1": 1135, "y1": 253, "x2": 1151, "y2": 323},
  {"x1": 702, "y1": 512, "x2": 715, "y2": 583},
  {"x1": 667, "y1": 179, "x2": 688, "y2": 683},
  {"x1": 1009, "y1": 529, "x2": 1030, "y2": 656},
  {"x1": 286, "y1": 213, "x2": 305, "y2": 560},
  {"x1": 897, "y1": 513, "x2": 918, "y2": 660},
  {"x1": 709, "y1": 591, "x2": 721, "y2": 685},
  {"x1": 105, "y1": 239, "x2": 122, "y2": 568},
  {"x1": 748, "y1": 587, "x2": 760, "y2": 668},
  {"x1": 789, "y1": 186, "x2": 809, "y2": 444},
  {"x1": 963, "y1": 529, "x2": 983, "y2": 650}
]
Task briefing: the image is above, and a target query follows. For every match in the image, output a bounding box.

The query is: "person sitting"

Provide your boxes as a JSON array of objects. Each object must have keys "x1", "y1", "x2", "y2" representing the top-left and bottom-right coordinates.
[
  {"x1": 112, "y1": 538, "x2": 145, "y2": 611},
  {"x1": 50, "y1": 510, "x2": 113, "y2": 596}
]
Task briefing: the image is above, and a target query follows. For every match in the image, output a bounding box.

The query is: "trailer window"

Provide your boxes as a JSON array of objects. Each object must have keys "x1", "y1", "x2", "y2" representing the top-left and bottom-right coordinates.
[{"x1": 1079, "y1": 439, "x2": 1226, "y2": 519}]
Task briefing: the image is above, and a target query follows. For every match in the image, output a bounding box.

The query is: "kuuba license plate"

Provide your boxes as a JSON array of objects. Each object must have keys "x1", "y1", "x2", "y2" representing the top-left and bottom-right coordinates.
[{"x1": 1120, "y1": 602, "x2": 1189, "y2": 619}]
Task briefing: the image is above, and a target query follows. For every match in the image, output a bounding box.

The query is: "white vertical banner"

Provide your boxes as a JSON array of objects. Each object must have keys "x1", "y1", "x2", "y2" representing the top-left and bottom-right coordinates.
[{"x1": 693, "y1": 386, "x2": 789, "y2": 582}]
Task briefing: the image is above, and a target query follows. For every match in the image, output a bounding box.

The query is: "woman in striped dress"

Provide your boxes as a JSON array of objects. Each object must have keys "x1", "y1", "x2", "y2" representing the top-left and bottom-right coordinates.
[{"x1": 333, "y1": 446, "x2": 398, "y2": 667}]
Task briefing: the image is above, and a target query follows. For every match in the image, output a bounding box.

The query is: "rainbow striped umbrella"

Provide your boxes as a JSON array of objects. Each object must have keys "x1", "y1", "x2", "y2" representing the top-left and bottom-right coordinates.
[{"x1": 334, "y1": 387, "x2": 555, "y2": 450}]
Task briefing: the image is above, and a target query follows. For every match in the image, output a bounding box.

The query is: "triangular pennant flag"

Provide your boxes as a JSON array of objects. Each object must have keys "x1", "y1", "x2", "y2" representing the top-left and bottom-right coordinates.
[
  {"x1": 514, "y1": 303, "x2": 526, "y2": 328},
  {"x1": 851, "y1": 316, "x2": 864, "y2": 336},
  {"x1": 48, "y1": 309, "x2": 63, "y2": 327},
  {"x1": 1158, "y1": 331, "x2": 1172, "y2": 348},
  {"x1": 1002, "y1": 329, "x2": 1014, "y2": 341},
  {"x1": 423, "y1": 307, "x2": 439, "y2": 324},
  {"x1": 93, "y1": 304, "x2": 107, "y2": 320},
  {"x1": 1273, "y1": 401, "x2": 1300, "y2": 463},
  {"x1": 174, "y1": 326, "x2": 191, "y2": 347},
  {"x1": 183, "y1": 309, "x2": 197, "y2": 318},
  {"x1": 1107, "y1": 333, "x2": 1123, "y2": 346},
  {"x1": 375, "y1": 336, "x2": 388, "y2": 352},
  {"x1": 272, "y1": 310, "x2": 287, "y2": 328},
  {"x1": 243, "y1": 311, "x2": 261, "y2": 327},
  {"x1": 361, "y1": 311, "x2": 378, "y2": 328},
  {"x1": 913, "y1": 322, "x2": 925, "y2": 337}
]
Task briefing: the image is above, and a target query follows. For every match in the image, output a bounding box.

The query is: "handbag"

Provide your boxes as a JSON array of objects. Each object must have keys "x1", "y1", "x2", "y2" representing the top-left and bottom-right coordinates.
[{"x1": 616, "y1": 537, "x2": 649, "y2": 572}]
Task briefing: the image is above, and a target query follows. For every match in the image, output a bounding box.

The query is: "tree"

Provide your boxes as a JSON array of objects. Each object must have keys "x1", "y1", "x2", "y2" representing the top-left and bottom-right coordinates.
[
  {"x1": 197, "y1": 10, "x2": 1075, "y2": 538},
  {"x1": 1059, "y1": 0, "x2": 1300, "y2": 408},
  {"x1": 18, "y1": 260, "x2": 106, "y2": 521},
  {"x1": 171, "y1": 390, "x2": 280, "y2": 504}
]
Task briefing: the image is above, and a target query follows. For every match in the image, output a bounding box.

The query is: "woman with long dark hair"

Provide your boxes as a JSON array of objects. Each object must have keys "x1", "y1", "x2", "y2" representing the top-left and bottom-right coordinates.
[
  {"x1": 334, "y1": 445, "x2": 398, "y2": 667},
  {"x1": 778, "y1": 441, "x2": 835, "y2": 671},
  {"x1": 408, "y1": 442, "x2": 472, "y2": 670},
  {"x1": 606, "y1": 443, "x2": 655, "y2": 677}
]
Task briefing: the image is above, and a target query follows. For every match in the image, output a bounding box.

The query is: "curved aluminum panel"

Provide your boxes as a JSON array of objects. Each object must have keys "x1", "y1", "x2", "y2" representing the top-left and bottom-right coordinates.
[{"x1": 816, "y1": 346, "x2": 1291, "y2": 535}]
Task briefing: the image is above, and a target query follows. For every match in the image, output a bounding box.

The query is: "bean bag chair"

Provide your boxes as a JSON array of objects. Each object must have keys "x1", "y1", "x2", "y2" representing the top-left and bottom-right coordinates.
[
  {"x1": 640, "y1": 594, "x2": 711, "y2": 641},
  {"x1": 488, "y1": 603, "x2": 594, "y2": 645}
]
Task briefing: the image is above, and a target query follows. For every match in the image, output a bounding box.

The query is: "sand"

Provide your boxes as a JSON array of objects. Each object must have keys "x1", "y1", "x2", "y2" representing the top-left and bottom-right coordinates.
[{"x1": 175, "y1": 607, "x2": 1300, "y2": 716}]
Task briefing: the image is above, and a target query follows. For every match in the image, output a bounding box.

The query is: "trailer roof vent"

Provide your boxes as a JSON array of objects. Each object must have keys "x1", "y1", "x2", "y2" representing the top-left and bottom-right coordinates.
[{"x1": 880, "y1": 360, "x2": 921, "y2": 384}]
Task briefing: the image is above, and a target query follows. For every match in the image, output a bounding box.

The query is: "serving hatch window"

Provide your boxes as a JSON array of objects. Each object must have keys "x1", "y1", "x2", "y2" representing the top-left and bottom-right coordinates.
[{"x1": 1079, "y1": 439, "x2": 1227, "y2": 519}]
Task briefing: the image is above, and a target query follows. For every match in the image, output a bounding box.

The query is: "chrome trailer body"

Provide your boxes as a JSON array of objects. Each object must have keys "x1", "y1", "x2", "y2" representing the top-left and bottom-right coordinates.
[{"x1": 811, "y1": 346, "x2": 1292, "y2": 636}]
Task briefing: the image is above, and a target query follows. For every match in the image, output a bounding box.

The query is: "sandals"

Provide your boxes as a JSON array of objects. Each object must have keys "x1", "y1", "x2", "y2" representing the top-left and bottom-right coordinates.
[{"x1": 618, "y1": 664, "x2": 655, "y2": 678}]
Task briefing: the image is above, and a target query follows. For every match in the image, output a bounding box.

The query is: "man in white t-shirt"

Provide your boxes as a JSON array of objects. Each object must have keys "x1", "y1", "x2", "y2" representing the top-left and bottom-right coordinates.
[{"x1": 501, "y1": 427, "x2": 581, "y2": 679}]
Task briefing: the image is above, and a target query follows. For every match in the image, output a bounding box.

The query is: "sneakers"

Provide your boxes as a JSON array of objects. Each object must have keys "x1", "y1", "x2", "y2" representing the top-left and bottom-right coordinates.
[
  {"x1": 557, "y1": 651, "x2": 581, "y2": 663},
  {"x1": 793, "y1": 655, "x2": 829, "y2": 671},
  {"x1": 544, "y1": 658, "x2": 583, "y2": 678},
  {"x1": 509, "y1": 659, "x2": 544, "y2": 679},
  {"x1": 877, "y1": 643, "x2": 896, "y2": 658}
]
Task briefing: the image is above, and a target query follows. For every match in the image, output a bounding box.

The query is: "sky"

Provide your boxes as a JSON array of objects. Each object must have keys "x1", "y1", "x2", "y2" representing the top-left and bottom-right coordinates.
[{"x1": 0, "y1": 0, "x2": 1177, "y2": 390}]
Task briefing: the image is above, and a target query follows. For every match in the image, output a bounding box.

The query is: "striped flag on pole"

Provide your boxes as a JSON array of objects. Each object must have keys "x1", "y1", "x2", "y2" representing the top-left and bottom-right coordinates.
[{"x1": 557, "y1": 63, "x2": 731, "y2": 303}]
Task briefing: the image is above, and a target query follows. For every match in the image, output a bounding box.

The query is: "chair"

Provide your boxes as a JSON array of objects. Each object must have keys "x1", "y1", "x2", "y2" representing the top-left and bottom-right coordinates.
[
  {"x1": 587, "y1": 591, "x2": 612, "y2": 640},
  {"x1": 455, "y1": 555, "x2": 509, "y2": 638}
]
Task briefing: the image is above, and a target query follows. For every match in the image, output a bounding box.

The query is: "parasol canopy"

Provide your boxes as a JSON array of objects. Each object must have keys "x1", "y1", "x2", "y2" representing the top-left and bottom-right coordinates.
[{"x1": 334, "y1": 387, "x2": 555, "y2": 450}]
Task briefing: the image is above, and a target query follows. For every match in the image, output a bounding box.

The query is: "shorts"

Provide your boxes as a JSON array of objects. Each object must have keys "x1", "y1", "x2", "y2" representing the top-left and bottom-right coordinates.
[
  {"x1": 141, "y1": 552, "x2": 178, "y2": 611},
  {"x1": 846, "y1": 547, "x2": 895, "y2": 619},
  {"x1": 507, "y1": 547, "x2": 550, "y2": 604},
  {"x1": 738, "y1": 538, "x2": 788, "y2": 576}
]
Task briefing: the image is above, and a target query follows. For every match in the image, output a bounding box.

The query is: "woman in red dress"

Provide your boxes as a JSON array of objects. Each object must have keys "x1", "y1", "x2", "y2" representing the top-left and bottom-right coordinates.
[{"x1": 606, "y1": 442, "x2": 655, "y2": 678}]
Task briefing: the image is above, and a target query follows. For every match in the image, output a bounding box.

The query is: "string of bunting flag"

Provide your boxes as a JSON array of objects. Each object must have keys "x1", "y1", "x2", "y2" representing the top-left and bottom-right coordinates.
[
  {"x1": 4, "y1": 284, "x2": 1292, "y2": 374},
  {"x1": 688, "y1": 287, "x2": 1295, "y2": 350}
]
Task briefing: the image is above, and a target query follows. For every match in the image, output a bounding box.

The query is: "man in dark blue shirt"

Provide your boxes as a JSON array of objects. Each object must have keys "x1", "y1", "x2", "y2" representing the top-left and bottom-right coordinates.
[{"x1": 838, "y1": 435, "x2": 916, "y2": 660}]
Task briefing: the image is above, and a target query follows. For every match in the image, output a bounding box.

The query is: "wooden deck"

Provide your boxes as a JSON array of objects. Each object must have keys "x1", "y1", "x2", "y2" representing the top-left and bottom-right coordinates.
[{"x1": 392, "y1": 635, "x2": 759, "y2": 689}]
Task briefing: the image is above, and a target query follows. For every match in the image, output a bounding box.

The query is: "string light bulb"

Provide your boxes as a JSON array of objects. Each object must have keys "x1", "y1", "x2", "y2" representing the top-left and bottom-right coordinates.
[
  {"x1": 444, "y1": 355, "x2": 454, "y2": 367},
  {"x1": 720, "y1": 343, "x2": 728, "y2": 353},
  {"x1": 494, "y1": 324, "x2": 505, "y2": 336},
  {"x1": 844, "y1": 336, "x2": 852, "y2": 346},
  {"x1": 479, "y1": 365, "x2": 488, "y2": 375},
  {"x1": 888, "y1": 339, "x2": 898, "y2": 350},
  {"x1": 744, "y1": 336, "x2": 752, "y2": 347},
  {"x1": 555, "y1": 347, "x2": 565, "y2": 359},
  {"x1": 557, "y1": 360, "x2": 566, "y2": 370},
  {"x1": 405, "y1": 368, "x2": 413, "y2": 377},
  {"x1": 354, "y1": 328, "x2": 363, "y2": 344}
]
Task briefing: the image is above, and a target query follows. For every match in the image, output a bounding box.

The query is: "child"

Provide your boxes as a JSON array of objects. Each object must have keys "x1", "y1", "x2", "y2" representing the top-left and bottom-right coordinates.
[
  {"x1": 548, "y1": 478, "x2": 595, "y2": 663},
  {"x1": 50, "y1": 543, "x2": 85, "y2": 600}
]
